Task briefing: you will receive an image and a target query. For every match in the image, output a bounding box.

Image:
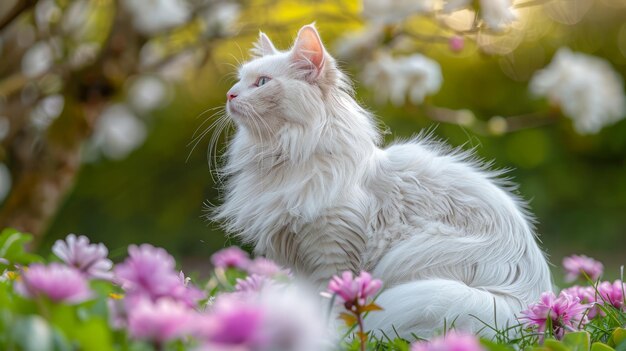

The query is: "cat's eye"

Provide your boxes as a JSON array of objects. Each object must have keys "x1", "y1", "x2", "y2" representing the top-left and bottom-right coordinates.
[{"x1": 255, "y1": 76, "x2": 271, "y2": 87}]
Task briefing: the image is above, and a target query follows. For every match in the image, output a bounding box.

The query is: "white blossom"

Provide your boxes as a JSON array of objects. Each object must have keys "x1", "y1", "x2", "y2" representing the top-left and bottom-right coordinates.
[
  {"x1": 444, "y1": 0, "x2": 517, "y2": 31},
  {"x1": 362, "y1": 0, "x2": 435, "y2": 24},
  {"x1": 201, "y1": 2, "x2": 240, "y2": 37},
  {"x1": 156, "y1": 50, "x2": 202, "y2": 81},
  {"x1": 128, "y1": 75, "x2": 169, "y2": 112},
  {"x1": 34, "y1": 0, "x2": 62, "y2": 32},
  {"x1": 530, "y1": 48, "x2": 626, "y2": 134},
  {"x1": 93, "y1": 104, "x2": 147, "y2": 159},
  {"x1": 334, "y1": 25, "x2": 384, "y2": 60},
  {"x1": 69, "y1": 43, "x2": 100, "y2": 68},
  {"x1": 122, "y1": 0, "x2": 191, "y2": 35},
  {"x1": 62, "y1": 0, "x2": 92, "y2": 37},
  {"x1": 30, "y1": 94, "x2": 65, "y2": 129},
  {"x1": 363, "y1": 53, "x2": 442, "y2": 106},
  {"x1": 21, "y1": 41, "x2": 53, "y2": 78}
]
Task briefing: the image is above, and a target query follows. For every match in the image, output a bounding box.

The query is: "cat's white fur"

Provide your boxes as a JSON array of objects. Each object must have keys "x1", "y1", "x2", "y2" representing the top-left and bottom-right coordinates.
[{"x1": 214, "y1": 25, "x2": 553, "y2": 338}]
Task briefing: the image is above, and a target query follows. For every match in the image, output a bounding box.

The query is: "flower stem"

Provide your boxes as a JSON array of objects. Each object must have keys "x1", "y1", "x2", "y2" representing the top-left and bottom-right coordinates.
[{"x1": 357, "y1": 311, "x2": 366, "y2": 351}]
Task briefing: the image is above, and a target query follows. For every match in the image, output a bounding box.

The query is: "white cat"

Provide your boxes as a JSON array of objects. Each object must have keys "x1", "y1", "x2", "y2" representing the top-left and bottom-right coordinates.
[{"x1": 214, "y1": 24, "x2": 553, "y2": 338}]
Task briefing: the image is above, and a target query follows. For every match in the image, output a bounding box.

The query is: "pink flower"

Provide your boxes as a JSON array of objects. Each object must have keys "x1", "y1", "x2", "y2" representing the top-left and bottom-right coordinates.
[
  {"x1": 246, "y1": 257, "x2": 290, "y2": 277},
  {"x1": 597, "y1": 280, "x2": 625, "y2": 310},
  {"x1": 194, "y1": 294, "x2": 265, "y2": 348},
  {"x1": 520, "y1": 291, "x2": 589, "y2": 339},
  {"x1": 14, "y1": 263, "x2": 93, "y2": 304},
  {"x1": 127, "y1": 296, "x2": 195, "y2": 343},
  {"x1": 562, "y1": 255, "x2": 603, "y2": 283},
  {"x1": 235, "y1": 274, "x2": 271, "y2": 293},
  {"x1": 197, "y1": 284, "x2": 330, "y2": 351},
  {"x1": 328, "y1": 271, "x2": 382, "y2": 309},
  {"x1": 449, "y1": 36, "x2": 465, "y2": 53},
  {"x1": 114, "y1": 244, "x2": 204, "y2": 307},
  {"x1": 411, "y1": 332, "x2": 484, "y2": 351},
  {"x1": 52, "y1": 234, "x2": 113, "y2": 280},
  {"x1": 211, "y1": 247, "x2": 251, "y2": 270},
  {"x1": 561, "y1": 285, "x2": 598, "y2": 318}
]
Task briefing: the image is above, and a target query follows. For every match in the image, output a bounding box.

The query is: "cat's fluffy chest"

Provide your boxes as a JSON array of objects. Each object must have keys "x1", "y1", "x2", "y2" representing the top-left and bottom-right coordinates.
[{"x1": 216, "y1": 139, "x2": 376, "y2": 283}]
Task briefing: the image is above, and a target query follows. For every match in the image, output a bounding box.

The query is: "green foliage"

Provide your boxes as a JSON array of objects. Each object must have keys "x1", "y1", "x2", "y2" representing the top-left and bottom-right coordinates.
[
  {"x1": 0, "y1": 229, "x2": 42, "y2": 270},
  {"x1": 2, "y1": 232, "x2": 626, "y2": 351},
  {"x1": 524, "y1": 331, "x2": 626, "y2": 351}
]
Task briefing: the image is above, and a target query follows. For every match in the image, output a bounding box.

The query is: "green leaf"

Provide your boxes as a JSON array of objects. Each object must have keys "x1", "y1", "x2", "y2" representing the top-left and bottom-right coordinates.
[
  {"x1": 562, "y1": 331, "x2": 590, "y2": 351},
  {"x1": 545, "y1": 339, "x2": 572, "y2": 351},
  {"x1": 616, "y1": 339, "x2": 626, "y2": 351},
  {"x1": 481, "y1": 339, "x2": 516, "y2": 351},
  {"x1": 591, "y1": 343, "x2": 616, "y2": 351},
  {"x1": 529, "y1": 347, "x2": 553, "y2": 351},
  {"x1": 49, "y1": 303, "x2": 77, "y2": 332},
  {"x1": 611, "y1": 329, "x2": 626, "y2": 348},
  {"x1": 0, "y1": 228, "x2": 42, "y2": 268},
  {"x1": 73, "y1": 318, "x2": 114, "y2": 351}
]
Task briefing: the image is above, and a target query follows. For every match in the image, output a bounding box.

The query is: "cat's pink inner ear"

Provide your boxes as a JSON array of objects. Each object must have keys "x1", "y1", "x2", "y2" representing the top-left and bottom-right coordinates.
[{"x1": 292, "y1": 25, "x2": 326, "y2": 75}]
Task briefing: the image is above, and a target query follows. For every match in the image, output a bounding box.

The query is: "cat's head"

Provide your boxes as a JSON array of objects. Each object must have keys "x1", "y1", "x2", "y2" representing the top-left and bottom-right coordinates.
[{"x1": 226, "y1": 24, "x2": 342, "y2": 139}]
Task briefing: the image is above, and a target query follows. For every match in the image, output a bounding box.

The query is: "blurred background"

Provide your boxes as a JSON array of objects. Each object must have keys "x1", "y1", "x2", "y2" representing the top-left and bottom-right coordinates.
[{"x1": 0, "y1": 0, "x2": 625, "y2": 279}]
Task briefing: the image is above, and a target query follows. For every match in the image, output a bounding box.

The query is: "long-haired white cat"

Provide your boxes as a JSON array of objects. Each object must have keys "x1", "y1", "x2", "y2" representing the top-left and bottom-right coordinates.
[{"x1": 214, "y1": 24, "x2": 552, "y2": 338}]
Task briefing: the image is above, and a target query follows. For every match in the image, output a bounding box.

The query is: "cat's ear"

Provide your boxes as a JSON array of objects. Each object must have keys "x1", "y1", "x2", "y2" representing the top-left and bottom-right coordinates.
[
  {"x1": 252, "y1": 31, "x2": 278, "y2": 57},
  {"x1": 291, "y1": 24, "x2": 326, "y2": 80}
]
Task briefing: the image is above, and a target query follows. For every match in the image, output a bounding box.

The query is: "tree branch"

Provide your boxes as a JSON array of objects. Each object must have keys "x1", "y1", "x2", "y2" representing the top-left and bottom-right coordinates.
[{"x1": 0, "y1": 0, "x2": 38, "y2": 33}]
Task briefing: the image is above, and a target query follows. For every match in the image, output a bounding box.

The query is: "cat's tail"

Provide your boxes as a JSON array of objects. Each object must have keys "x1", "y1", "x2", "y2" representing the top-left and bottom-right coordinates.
[{"x1": 363, "y1": 279, "x2": 522, "y2": 339}]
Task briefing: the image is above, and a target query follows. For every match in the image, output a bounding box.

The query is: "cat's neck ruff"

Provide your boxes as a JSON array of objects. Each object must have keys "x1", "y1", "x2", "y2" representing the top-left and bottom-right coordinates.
[{"x1": 217, "y1": 86, "x2": 379, "y2": 252}]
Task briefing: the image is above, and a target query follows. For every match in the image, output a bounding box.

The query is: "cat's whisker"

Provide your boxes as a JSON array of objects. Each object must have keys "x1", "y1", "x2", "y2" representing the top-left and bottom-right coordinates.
[
  {"x1": 195, "y1": 105, "x2": 224, "y2": 120},
  {"x1": 188, "y1": 111, "x2": 226, "y2": 147},
  {"x1": 222, "y1": 62, "x2": 241, "y2": 72},
  {"x1": 219, "y1": 70, "x2": 240, "y2": 85},
  {"x1": 208, "y1": 119, "x2": 230, "y2": 178},
  {"x1": 228, "y1": 52, "x2": 244, "y2": 70},
  {"x1": 207, "y1": 117, "x2": 232, "y2": 183},
  {"x1": 233, "y1": 42, "x2": 246, "y2": 67},
  {"x1": 186, "y1": 112, "x2": 229, "y2": 164},
  {"x1": 191, "y1": 109, "x2": 226, "y2": 140}
]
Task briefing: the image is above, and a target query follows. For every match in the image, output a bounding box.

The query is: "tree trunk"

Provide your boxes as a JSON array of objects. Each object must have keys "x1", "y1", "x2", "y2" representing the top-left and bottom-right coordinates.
[{"x1": 0, "y1": 94, "x2": 106, "y2": 245}]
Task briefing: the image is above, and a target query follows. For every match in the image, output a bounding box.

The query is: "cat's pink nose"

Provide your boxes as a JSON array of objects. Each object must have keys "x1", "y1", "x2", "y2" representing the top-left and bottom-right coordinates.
[{"x1": 227, "y1": 92, "x2": 238, "y2": 101}]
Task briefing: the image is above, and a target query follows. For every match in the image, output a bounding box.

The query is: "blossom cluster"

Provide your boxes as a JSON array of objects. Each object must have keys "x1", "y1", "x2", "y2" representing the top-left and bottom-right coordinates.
[
  {"x1": 520, "y1": 254, "x2": 625, "y2": 340},
  {"x1": 520, "y1": 291, "x2": 590, "y2": 339},
  {"x1": 332, "y1": 2, "x2": 626, "y2": 137},
  {"x1": 362, "y1": 53, "x2": 443, "y2": 106},
  {"x1": 361, "y1": 0, "x2": 516, "y2": 31},
  {"x1": 8, "y1": 237, "x2": 330, "y2": 350},
  {"x1": 530, "y1": 48, "x2": 626, "y2": 135},
  {"x1": 562, "y1": 254, "x2": 604, "y2": 283},
  {"x1": 15, "y1": 233, "x2": 113, "y2": 304},
  {"x1": 4, "y1": 233, "x2": 625, "y2": 351},
  {"x1": 562, "y1": 280, "x2": 626, "y2": 318},
  {"x1": 411, "y1": 332, "x2": 485, "y2": 351},
  {"x1": 111, "y1": 244, "x2": 328, "y2": 349}
]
